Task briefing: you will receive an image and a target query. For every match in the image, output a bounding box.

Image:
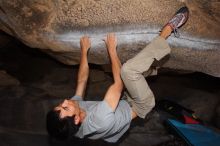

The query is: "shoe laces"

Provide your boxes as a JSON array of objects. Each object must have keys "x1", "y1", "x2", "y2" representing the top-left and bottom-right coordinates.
[
  {"x1": 173, "y1": 28, "x2": 180, "y2": 38},
  {"x1": 170, "y1": 14, "x2": 185, "y2": 38}
]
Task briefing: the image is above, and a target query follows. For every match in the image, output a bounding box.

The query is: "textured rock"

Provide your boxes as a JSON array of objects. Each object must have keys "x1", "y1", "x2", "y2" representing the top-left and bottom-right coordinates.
[{"x1": 0, "y1": 0, "x2": 220, "y2": 77}]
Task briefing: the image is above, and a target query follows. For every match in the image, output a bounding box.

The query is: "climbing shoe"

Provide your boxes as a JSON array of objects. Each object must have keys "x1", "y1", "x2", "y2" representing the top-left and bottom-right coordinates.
[{"x1": 165, "y1": 6, "x2": 189, "y2": 37}]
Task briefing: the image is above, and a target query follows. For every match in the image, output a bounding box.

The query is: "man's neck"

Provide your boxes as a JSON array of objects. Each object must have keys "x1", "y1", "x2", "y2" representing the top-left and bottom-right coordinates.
[{"x1": 79, "y1": 109, "x2": 86, "y2": 123}]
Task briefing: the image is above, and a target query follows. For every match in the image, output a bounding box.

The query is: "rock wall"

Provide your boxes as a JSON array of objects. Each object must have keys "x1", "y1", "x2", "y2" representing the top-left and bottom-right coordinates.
[{"x1": 0, "y1": 0, "x2": 220, "y2": 77}]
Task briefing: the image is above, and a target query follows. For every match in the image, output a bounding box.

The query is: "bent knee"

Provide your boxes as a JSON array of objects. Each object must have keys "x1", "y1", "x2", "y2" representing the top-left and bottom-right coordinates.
[
  {"x1": 121, "y1": 63, "x2": 134, "y2": 79},
  {"x1": 121, "y1": 62, "x2": 146, "y2": 81}
]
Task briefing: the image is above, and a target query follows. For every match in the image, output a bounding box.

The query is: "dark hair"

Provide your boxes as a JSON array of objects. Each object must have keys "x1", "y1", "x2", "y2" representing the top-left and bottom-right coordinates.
[{"x1": 46, "y1": 110, "x2": 80, "y2": 140}]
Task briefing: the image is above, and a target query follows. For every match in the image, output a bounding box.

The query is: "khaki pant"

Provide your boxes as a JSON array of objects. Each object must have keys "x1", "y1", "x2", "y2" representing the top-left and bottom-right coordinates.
[{"x1": 121, "y1": 36, "x2": 171, "y2": 118}]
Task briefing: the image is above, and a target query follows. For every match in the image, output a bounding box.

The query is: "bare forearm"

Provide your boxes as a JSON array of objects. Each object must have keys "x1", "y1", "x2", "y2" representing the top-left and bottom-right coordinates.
[
  {"x1": 75, "y1": 36, "x2": 90, "y2": 98},
  {"x1": 104, "y1": 33, "x2": 123, "y2": 111},
  {"x1": 78, "y1": 53, "x2": 89, "y2": 82},
  {"x1": 75, "y1": 52, "x2": 89, "y2": 97},
  {"x1": 109, "y1": 48, "x2": 122, "y2": 86}
]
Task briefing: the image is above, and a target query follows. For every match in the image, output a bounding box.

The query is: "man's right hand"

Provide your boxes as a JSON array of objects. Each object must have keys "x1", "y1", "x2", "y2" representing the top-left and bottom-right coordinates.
[{"x1": 80, "y1": 36, "x2": 91, "y2": 54}]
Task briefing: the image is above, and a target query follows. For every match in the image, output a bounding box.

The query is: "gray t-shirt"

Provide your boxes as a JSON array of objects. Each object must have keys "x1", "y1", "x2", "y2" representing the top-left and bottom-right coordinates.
[{"x1": 71, "y1": 95, "x2": 132, "y2": 143}]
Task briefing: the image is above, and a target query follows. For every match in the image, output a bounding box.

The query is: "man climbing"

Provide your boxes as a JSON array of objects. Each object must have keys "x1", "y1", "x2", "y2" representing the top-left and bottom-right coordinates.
[
  {"x1": 46, "y1": 6, "x2": 189, "y2": 142},
  {"x1": 47, "y1": 33, "x2": 133, "y2": 142}
]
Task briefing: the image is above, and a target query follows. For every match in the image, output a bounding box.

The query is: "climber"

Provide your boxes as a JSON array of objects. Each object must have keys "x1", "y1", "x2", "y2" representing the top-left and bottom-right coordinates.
[{"x1": 46, "y1": 6, "x2": 189, "y2": 142}]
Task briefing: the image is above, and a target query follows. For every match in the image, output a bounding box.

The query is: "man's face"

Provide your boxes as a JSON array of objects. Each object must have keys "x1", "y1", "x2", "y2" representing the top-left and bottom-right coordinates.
[{"x1": 54, "y1": 99, "x2": 80, "y2": 124}]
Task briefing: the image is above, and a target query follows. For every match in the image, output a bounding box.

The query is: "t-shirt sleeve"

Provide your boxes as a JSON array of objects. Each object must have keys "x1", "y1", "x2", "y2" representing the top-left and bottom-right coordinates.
[
  {"x1": 70, "y1": 95, "x2": 83, "y2": 101},
  {"x1": 83, "y1": 101, "x2": 115, "y2": 135}
]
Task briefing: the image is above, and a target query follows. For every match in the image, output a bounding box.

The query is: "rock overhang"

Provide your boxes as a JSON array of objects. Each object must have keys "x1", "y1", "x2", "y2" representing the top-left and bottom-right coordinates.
[{"x1": 0, "y1": 0, "x2": 220, "y2": 77}]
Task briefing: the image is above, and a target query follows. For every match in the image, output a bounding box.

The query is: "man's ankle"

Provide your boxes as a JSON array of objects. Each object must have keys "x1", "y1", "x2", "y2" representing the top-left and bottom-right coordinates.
[{"x1": 160, "y1": 25, "x2": 172, "y2": 39}]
